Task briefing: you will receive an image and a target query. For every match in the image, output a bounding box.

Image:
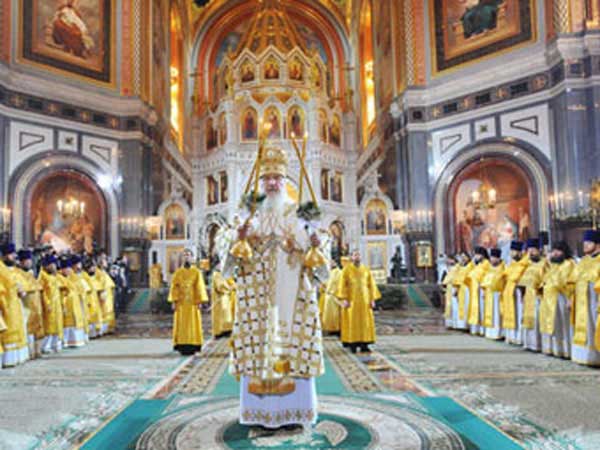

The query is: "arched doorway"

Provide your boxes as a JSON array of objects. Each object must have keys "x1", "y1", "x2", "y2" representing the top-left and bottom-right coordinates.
[
  {"x1": 448, "y1": 158, "x2": 534, "y2": 254},
  {"x1": 27, "y1": 170, "x2": 108, "y2": 254}
]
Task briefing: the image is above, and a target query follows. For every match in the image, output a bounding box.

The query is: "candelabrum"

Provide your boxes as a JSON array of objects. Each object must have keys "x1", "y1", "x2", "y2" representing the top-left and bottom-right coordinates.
[
  {"x1": 392, "y1": 209, "x2": 434, "y2": 234},
  {"x1": 119, "y1": 216, "x2": 149, "y2": 240},
  {"x1": 549, "y1": 189, "x2": 593, "y2": 222}
]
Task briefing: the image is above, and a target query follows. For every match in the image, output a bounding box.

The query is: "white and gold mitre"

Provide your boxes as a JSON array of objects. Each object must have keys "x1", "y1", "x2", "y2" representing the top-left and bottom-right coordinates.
[{"x1": 260, "y1": 146, "x2": 288, "y2": 177}]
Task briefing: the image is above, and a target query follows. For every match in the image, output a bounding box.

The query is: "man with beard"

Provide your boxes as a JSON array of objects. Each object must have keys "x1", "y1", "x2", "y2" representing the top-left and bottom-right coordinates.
[
  {"x1": 38, "y1": 254, "x2": 63, "y2": 353},
  {"x1": 82, "y1": 258, "x2": 104, "y2": 338},
  {"x1": 482, "y1": 248, "x2": 505, "y2": 340},
  {"x1": 0, "y1": 243, "x2": 28, "y2": 367},
  {"x1": 18, "y1": 249, "x2": 45, "y2": 359},
  {"x1": 466, "y1": 247, "x2": 490, "y2": 336},
  {"x1": 540, "y1": 241, "x2": 575, "y2": 358},
  {"x1": 168, "y1": 248, "x2": 208, "y2": 355},
  {"x1": 453, "y1": 252, "x2": 474, "y2": 330},
  {"x1": 520, "y1": 238, "x2": 548, "y2": 352},
  {"x1": 570, "y1": 230, "x2": 600, "y2": 366},
  {"x1": 57, "y1": 257, "x2": 86, "y2": 348},
  {"x1": 502, "y1": 241, "x2": 529, "y2": 345},
  {"x1": 223, "y1": 146, "x2": 328, "y2": 429}
]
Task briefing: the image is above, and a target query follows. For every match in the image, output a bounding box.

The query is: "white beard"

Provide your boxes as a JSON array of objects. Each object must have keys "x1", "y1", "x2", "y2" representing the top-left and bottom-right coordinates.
[{"x1": 263, "y1": 190, "x2": 288, "y2": 214}]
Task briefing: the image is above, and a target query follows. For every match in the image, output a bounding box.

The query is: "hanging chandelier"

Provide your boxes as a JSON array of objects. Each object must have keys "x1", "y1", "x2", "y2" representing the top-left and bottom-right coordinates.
[
  {"x1": 470, "y1": 159, "x2": 496, "y2": 210},
  {"x1": 56, "y1": 197, "x2": 85, "y2": 220}
]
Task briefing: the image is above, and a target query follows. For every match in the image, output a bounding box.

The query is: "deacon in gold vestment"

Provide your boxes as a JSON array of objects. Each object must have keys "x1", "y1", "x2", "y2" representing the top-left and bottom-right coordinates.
[
  {"x1": 482, "y1": 249, "x2": 505, "y2": 340},
  {"x1": 18, "y1": 249, "x2": 45, "y2": 359},
  {"x1": 83, "y1": 259, "x2": 105, "y2": 338},
  {"x1": 502, "y1": 241, "x2": 529, "y2": 345},
  {"x1": 570, "y1": 230, "x2": 600, "y2": 366},
  {"x1": 58, "y1": 257, "x2": 86, "y2": 348},
  {"x1": 38, "y1": 255, "x2": 63, "y2": 353},
  {"x1": 453, "y1": 254, "x2": 474, "y2": 330},
  {"x1": 221, "y1": 146, "x2": 328, "y2": 429},
  {"x1": 337, "y1": 250, "x2": 381, "y2": 353},
  {"x1": 0, "y1": 244, "x2": 29, "y2": 367},
  {"x1": 466, "y1": 247, "x2": 490, "y2": 336},
  {"x1": 540, "y1": 241, "x2": 575, "y2": 358},
  {"x1": 168, "y1": 249, "x2": 208, "y2": 355},
  {"x1": 71, "y1": 256, "x2": 91, "y2": 343},
  {"x1": 96, "y1": 265, "x2": 116, "y2": 334},
  {"x1": 320, "y1": 260, "x2": 342, "y2": 334},
  {"x1": 210, "y1": 268, "x2": 236, "y2": 338},
  {"x1": 519, "y1": 239, "x2": 547, "y2": 352}
]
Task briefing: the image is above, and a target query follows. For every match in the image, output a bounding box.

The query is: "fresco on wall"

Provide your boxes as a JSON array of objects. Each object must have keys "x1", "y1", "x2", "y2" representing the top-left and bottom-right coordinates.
[
  {"x1": 31, "y1": 173, "x2": 104, "y2": 254},
  {"x1": 373, "y1": 0, "x2": 393, "y2": 107},
  {"x1": 365, "y1": 198, "x2": 388, "y2": 235},
  {"x1": 453, "y1": 162, "x2": 531, "y2": 255},
  {"x1": 241, "y1": 107, "x2": 258, "y2": 141},
  {"x1": 432, "y1": 0, "x2": 534, "y2": 73},
  {"x1": 152, "y1": 1, "x2": 167, "y2": 115},
  {"x1": 165, "y1": 203, "x2": 185, "y2": 240},
  {"x1": 22, "y1": 0, "x2": 113, "y2": 83}
]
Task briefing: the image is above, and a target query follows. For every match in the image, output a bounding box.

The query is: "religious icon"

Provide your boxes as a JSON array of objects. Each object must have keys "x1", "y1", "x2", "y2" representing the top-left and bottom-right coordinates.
[
  {"x1": 318, "y1": 110, "x2": 328, "y2": 142},
  {"x1": 264, "y1": 107, "x2": 281, "y2": 139},
  {"x1": 206, "y1": 118, "x2": 217, "y2": 150},
  {"x1": 165, "y1": 203, "x2": 185, "y2": 240},
  {"x1": 330, "y1": 115, "x2": 341, "y2": 147},
  {"x1": 218, "y1": 113, "x2": 227, "y2": 146},
  {"x1": 321, "y1": 169, "x2": 330, "y2": 201},
  {"x1": 415, "y1": 241, "x2": 433, "y2": 268},
  {"x1": 264, "y1": 58, "x2": 280, "y2": 80},
  {"x1": 288, "y1": 58, "x2": 304, "y2": 81},
  {"x1": 207, "y1": 175, "x2": 219, "y2": 205},
  {"x1": 167, "y1": 246, "x2": 184, "y2": 275},
  {"x1": 365, "y1": 198, "x2": 388, "y2": 235},
  {"x1": 23, "y1": 0, "x2": 113, "y2": 83},
  {"x1": 367, "y1": 242, "x2": 386, "y2": 271},
  {"x1": 241, "y1": 108, "x2": 258, "y2": 141},
  {"x1": 331, "y1": 171, "x2": 343, "y2": 203},
  {"x1": 287, "y1": 106, "x2": 304, "y2": 138},
  {"x1": 220, "y1": 171, "x2": 228, "y2": 203},
  {"x1": 240, "y1": 61, "x2": 255, "y2": 82}
]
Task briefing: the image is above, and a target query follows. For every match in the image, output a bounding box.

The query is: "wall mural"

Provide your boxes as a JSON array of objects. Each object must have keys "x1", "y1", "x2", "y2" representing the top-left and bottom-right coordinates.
[
  {"x1": 287, "y1": 106, "x2": 304, "y2": 138},
  {"x1": 373, "y1": 0, "x2": 393, "y2": 108},
  {"x1": 165, "y1": 203, "x2": 185, "y2": 240},
  {"x1": 241, "y1": 107, "x2": 258, "y2": 141},
  {"x1": 431, "y1": 0, "x2": 534, "y2": 73},
  {"x1": 22, "y1": 0, "x2": 113, "y2": 83},
  {"x1": 30, "y1": 172, "x2": 105, "y2": 254},
  {"x1": 152, "y1": 0, "x2": 167, "y2": 115},
  {"x1": 365, "y1": 198, "x2": 388, "y2": 235},
  {"x1": 453, "y1": 161, "x2": 531, "y2": 254}
]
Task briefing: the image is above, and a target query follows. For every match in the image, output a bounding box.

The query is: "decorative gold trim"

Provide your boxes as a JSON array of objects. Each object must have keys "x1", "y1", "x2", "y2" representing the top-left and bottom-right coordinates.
[
  {"x1": 429, "y1": 0, "x2": 538, "y2": 78},
  {"x1": 16, "y1": 0, "x2": 118, "y2": 90}
]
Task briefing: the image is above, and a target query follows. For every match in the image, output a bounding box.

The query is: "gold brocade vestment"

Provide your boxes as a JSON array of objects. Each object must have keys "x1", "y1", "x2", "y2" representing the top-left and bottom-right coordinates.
[
  {"x1": 570, "y1": 255, "x2": 600, "y2": 346},
  {"x1": 0, "y1": 266, "x2": 28, "y2": 355},
  {"x1": 38, "y1": 269, "x2": 63, "y2": 338},
  {"x1": 168, "y1": 266, "x2": 208, "y2": 348},
  {"x1": 320, "y1": 267, "x2": 342, "y2": 332},
  {"x1": 453, "y1": 262, "x2": 474, "y2": 320},
  {"x1": 211, "y1": 270, "x2": 236, "y2": 337},
  {"x1": 519, "y1": 259, "x2": 548, "y2": 329},
  {"x1": 467, "y1": 260, "x2": 490, "y2": 326},
  {"x1": 501, "y1": 256, "x2": 530, "y2": 330},
  {"x1": 482, "y1": 262, "x2": 506, "y2": 327},
  {"x1": 540, "y1": 260, "x2": 575, "y2": 335},
  {"x1": 20, "y1": 269, "x2": 44, "y2": 340}
]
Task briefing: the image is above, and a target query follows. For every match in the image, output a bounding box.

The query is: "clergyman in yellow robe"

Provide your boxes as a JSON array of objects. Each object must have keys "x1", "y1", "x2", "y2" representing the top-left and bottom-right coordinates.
[
  {"x1": 452, "y1": 254, "x2": 474, "y2": 330},
  {"x1": 0, "y1": 245, "x2": 29, "y2": 367},
  {"x1": 481, "y1": 249, "x2": 505, "y2": 340},
  {"x1": 18, "y1": 249, "x2": 45, "y2": 359},
  {"x1": 168, "y1": 249, "x2": 208, "y2": 355},
  {"x1": 466, "y1": 247, "x2": 490, "y2": 336},
  {"x1": 320, "y1": 261, "x2": 342, "y2": 334},
  {"x1": 540, "y1": 241, "x2": 575, "y2": 358},
  {"x1": 570, "y1": 230, "x2": 600, "y2": 366},
  {"x1": 519, "y1": 239, "x2": 547, "y2": 352},
  {"x1": 96, "y1": 268, "x2": 116, "y2": 334},
  {"x1": 501, "y1": 241, "x2": 529, "y2": 345},
  {"x1": 337, "y1": 250, "x2": 381, "y2": 353},
  {"x1": 38, "y1": 255, "x2": 64, "y2": 353},
  {"x1": 442, "y1": 256, "x2": 458, "y2": 328},
  {"x1": 83, "y1": 259, "x2": 104, "y2": 338},
  {"x1": 211, "y1": 270, "x2": 236, "y2": 338},
  {"x1": 71, "y1": 256, "x2": 91, "y2": 343},
  {"x1": 57, "y1": 257, "x2": 86, "y2": 348}
]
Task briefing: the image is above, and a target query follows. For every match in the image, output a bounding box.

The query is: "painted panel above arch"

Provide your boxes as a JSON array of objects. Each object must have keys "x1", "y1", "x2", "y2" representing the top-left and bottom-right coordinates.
[{"x1": 82, "y1": 136, "x2": 119, "y2": 176}]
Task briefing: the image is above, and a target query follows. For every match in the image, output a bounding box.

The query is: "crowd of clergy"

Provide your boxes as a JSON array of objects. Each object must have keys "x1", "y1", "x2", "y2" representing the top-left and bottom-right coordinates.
[
  {"x1": 165, "y1": 248, "x2": 382, "y2": 356},
  {"x1": 442, "y1": 230, "x2": 600, "y2": 366},
  {"x1": 0, "y1": 243, "x2": 119, "y2": 369}
]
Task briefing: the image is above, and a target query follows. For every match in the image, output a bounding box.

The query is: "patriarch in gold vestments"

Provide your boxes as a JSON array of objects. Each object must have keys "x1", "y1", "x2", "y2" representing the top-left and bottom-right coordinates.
[
  {"x1": 570, "y1": 230, "x2": 600, "y2": 366},
  {"x1": 168, "y1": 248, "x2": 208, "y2": 355},
  {"x1": 337, "y1": 250, "x2": 381, "y2": 353}
]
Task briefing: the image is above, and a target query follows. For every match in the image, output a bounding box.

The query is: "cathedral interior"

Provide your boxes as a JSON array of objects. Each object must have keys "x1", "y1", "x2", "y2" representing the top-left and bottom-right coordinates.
[{"x1": 1, "y1": 0, "x2": 600, "y2": 448}]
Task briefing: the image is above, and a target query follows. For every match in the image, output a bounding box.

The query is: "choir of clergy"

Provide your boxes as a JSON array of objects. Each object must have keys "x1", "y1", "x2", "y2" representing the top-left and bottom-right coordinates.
[
  {"x1": 0, "y1": 243, "x2": 117, "y2": 369},
  {"x1": 443, "y1": 230, "x2": 600, "y2": 366}
]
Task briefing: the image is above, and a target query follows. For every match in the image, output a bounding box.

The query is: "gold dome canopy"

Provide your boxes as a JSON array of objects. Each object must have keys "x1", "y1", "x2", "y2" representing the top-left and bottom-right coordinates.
[{"x1": 231, "y1": 0, "x2": 309, "y2": 59}]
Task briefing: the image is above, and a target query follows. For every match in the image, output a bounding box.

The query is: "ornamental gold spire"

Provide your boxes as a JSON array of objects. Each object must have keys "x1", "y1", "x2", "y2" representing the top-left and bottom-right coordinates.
[{"x1": 233, "y1": 0, "x2": 308, "y2": 58}]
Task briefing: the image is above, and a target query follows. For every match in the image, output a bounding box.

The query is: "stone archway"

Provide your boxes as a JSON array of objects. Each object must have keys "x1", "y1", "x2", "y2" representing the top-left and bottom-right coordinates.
[
  {"x1": 10, "y1": 154, "x2": 120, "y2": 256},
  {"x1": 433, "y1": 143, "x2": 551, "y2": 254}
]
